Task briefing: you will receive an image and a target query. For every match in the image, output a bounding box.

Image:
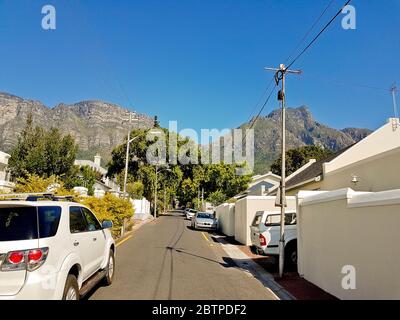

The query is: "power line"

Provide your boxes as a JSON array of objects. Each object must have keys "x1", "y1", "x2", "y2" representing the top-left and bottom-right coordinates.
[
  {"x1": 286, "y1": 0, "x2": 352, "y2": 70},
  {"x1": 242, "y1": 83, "x2": 278, "y2": 143},
  {"x1": 284, "y1": 0, "x2": 337, "y2": 64},
  {"x1": 243, "y1": 0, "x2": 346, "y2": 139}
]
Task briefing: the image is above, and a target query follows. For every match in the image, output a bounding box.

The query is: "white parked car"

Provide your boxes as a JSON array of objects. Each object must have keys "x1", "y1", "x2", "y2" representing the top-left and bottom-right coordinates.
[
  {"x1": 185, "y1": 208, "x2": 197, "y2": 220},
  {"x1": 250, "y1": 210, "x2": 297, "y2": 268},
  {"x1": 0, "y1": 196, "x2": 115, "y2": 300},
  {"x1": 191, "y1": 212, "x2": 218, "y2": 231}
]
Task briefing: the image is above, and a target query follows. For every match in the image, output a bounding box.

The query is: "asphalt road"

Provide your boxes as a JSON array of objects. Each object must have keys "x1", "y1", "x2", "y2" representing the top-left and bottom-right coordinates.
[{"x1": 89, "y1": 212, "x2": 277, "y2": 300}]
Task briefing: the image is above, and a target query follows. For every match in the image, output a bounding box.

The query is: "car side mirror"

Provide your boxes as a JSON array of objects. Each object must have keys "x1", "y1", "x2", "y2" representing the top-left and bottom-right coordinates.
[{"x1": 102, "y1": 220, "x2": 113, "y2": 229}]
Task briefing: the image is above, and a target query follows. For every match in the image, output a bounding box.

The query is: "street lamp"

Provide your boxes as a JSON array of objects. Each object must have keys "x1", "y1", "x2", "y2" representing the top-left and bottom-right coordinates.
[
  {"x1": 154, "y1": 165, "x2": 171, "y2": 219},
  {"x1": 122, "y1": 113, "x2": 140, "y2": 199}
]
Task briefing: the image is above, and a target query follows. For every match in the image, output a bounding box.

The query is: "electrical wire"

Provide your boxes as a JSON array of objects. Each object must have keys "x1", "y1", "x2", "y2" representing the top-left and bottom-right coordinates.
[
  {"x1": 285, "y1": 0, "x2": 352, "y2": 71},
  {"x1": 284, "y1": 0, "x2": 337, "y2": 64},
  {"x1": 242, "y1": 0, "x2": 344, "y2": 141}
]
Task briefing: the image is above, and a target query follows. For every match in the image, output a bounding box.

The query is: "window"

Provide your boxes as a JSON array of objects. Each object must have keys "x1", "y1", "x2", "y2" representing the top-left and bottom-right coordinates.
[
  {"x1": 265, "y1": 213, "x2": 297, "y2": 227},
  {"x1": 0, "y1": 207, "x2": 37, "y2": 241},
  {"x1": 69, "y1": 207, "x2": 87, "y2": 233},
  {"x1": 81, "y1": 207, "x2": 102, "y2": 231},
  {"x1": 38, "y1": 206, "x2": 61, "y2": 238},
  {"x1": 252, "y1": 212, "x2": 263, "y2": 227},
  {"x1": 0, "y1": 206, "x2": 61, "y2": 241}
]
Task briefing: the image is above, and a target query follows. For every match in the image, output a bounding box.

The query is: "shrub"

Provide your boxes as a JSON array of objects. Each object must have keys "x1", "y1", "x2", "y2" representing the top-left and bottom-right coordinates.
[
  {"x1": 14, "y1": 174, "x2": 71, "y2": 195},
  {"x1": 80, "y1": 194, "x2": 134, "y2": 237}
]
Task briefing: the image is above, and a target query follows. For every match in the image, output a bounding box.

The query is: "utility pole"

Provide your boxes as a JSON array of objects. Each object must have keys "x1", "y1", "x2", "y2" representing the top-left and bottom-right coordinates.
[
  {"x1": 154, "y1": 165, "x2": 171, "y2": 219},
  {"x1": 201, "y1": 187, "x2": 204, "y2": 211},
  {"x1": 154, "y1": 164, "x2": 158, "y2": 219},
  {"x1": 265, "y1": 64, "x2": 301, "y2": 278},
  {"x1": 164, "y1": 184, "x2": 166, "y2": 214},
  {"x1": 123, "y1": 113, "x2": 139, "y2": 199},
  {"x1": 198, "y1": 188, "x2": 201, "y2": 211}
]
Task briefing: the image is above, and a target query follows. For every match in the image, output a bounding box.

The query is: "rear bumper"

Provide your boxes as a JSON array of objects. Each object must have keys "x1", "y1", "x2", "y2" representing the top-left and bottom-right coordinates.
[
  {"x1": 251, "y1": 245, "x2": 278, "y2": 257},
  {"x1": 0, "y1": 269, "x2": 64, "y2": 300}
]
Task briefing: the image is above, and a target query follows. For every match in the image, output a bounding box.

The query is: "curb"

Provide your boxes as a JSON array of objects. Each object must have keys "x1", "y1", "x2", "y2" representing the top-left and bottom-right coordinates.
[{"x1": 211, "y1": 235, "x2": 296, "y2": 300}]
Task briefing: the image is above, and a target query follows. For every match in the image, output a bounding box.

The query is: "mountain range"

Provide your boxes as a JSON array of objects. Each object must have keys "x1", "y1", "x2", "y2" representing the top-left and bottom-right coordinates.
[
  {"x1": 0, "y1": 92, "x2": 372, "y2": 173},
  {"x1": 244, "y1": 106, "x2": 372, "y2": 174},
  {"x1": 0, "y1": 92, "x2": 154, "y2": 165}
]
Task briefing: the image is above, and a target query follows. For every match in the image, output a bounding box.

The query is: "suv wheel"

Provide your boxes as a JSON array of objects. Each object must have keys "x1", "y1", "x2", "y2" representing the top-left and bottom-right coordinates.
[
  {"x1": 103, "y1": 249, "x2": 115, "y2": 286},
  {"x1": 63, "y1": 275, "x2": 79, "y2": 300}
]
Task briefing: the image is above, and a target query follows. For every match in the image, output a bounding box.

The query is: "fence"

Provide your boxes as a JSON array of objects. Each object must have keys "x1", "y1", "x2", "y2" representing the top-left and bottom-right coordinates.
[
  {"x1": 215, "y1": 203, "x2": 235, "y2": 237},
  {"x1": 297, "y1": 188, "x2": 400, "y2": 299},
  {"x1": 131, "y1": 197, "x2": 151, "y2": 220}
]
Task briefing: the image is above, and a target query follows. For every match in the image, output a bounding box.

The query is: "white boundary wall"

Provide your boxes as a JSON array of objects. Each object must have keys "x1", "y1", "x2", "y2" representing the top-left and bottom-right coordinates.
[
  {"x1": 132, "y1": 197, "x2": 151, "y2": 220},
  {"x1": 235, "y1": 196, "x2": 296, "y2": 245},
  {"x1": 215, "y1": 203, "x2": 235, "y2": 237},
  {"x1": 297, "y1": 188, "x2": 400, "y2": 299}
]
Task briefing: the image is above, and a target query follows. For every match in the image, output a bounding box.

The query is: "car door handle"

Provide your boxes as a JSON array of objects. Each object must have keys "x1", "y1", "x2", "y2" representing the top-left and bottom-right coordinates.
[{"x1": 73, "y1": 241, "x2": 79, "y2": 247}]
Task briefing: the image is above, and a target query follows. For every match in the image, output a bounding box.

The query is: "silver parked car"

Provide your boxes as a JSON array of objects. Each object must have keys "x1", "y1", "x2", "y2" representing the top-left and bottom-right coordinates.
[{"x1": 191, "y1": 212, "x2": 218, "y2": 231}]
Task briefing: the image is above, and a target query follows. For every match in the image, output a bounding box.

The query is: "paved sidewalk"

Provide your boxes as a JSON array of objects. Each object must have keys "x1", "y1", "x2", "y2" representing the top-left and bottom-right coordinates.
[
  {"x1": 238, "y1": 242, "x2": 338, "y2": 300},
  {"x1": 213, "y1": 234, "x2": 337, "y2": 300},
  {"x1": 210, "y1": 234, "x2": 294, "y2": 300}
]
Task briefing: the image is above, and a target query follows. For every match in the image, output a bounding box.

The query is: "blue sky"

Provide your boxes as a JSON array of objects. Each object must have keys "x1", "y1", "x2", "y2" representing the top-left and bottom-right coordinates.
[{"x1": 0, "y1": 0, "x2": 399, "y2": 133}]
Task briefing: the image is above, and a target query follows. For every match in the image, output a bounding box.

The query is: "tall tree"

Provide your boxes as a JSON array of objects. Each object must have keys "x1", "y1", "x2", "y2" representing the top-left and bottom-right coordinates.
[
  {"x1": 270, "y1": 145, "x2": 332, "y2": 176},
  {"x1": 8, "y1": 115, "x2": 79, "y2": 178}
]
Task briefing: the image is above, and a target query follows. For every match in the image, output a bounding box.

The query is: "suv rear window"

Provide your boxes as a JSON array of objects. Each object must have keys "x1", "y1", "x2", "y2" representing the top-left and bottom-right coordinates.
[
  {"x1": 265, "y1": 212, "x2": 297, "y2": 227},
  {"x1": 252, "y1": 212, "x2": 264, "y2": 226},
  {"x1": 0, "y1": 206, "x2": 61, "y2": 241}
]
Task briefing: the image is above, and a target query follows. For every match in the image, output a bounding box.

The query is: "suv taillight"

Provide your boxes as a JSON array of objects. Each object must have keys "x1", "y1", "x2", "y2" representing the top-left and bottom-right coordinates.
[
  {"x1": 1, "y1": 248, "x2": 49, "y2": 272},
  {"x1": 259, "y1": 234, "x2": 267, "y2": 246}
]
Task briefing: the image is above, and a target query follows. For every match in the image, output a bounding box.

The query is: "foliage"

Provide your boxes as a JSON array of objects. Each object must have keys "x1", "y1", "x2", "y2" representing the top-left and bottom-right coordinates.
[
  {"x1": 207, "y1": 190, "x2": 227, "y2": 207},
  {"x1": 126, "y1": 181, "x2": 144, "y2": 199},
  {"x1": 8, "y1": 115, "x2": 78, "y2": 178},
  {"x1": 270, "y1": 145, "x2": 333, "y2": 176},
  {"x1": 14, "y1": 174, "x2": 71, "y2": 195},
  {"x1": 80, "y1": 194, "x2": 134, "y2": 236},
  {"x1": 64, "y1": 165, "x2": 101, "y2": 196},
  {"x1": 107, "y1": 127, "x2": 252, "y2": 211}
]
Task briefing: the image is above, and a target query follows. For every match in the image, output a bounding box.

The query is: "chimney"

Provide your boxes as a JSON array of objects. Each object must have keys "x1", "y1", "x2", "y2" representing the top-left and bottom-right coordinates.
[{"x1": 94, "y1": 154, "x2": 101, "y2": 167}]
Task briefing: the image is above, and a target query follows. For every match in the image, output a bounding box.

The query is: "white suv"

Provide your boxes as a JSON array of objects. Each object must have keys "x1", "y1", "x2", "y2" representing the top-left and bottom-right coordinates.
[
  {"x1": 0, "y1": 197, "x2": 116, "y2": 300},
  {"x1": 250, "y1": 210, "x2": 297, "y2": 269}
]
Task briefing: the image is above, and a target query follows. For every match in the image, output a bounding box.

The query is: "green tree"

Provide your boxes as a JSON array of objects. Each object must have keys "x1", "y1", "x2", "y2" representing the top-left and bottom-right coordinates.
[
  {"x1": 8, "y1": 115, "x2": 78, "y2": 178},
  {"x1": 64, "y1": 165, "x2": 101, "y2": 196},
  {"x1": 270, "y1": 145, "x2": 332, "y2": 176},
  {"x1": 126, "y1": 181, "x2": 145, "y2": 199},
  {"x1": 106, "y1": 127, "x2": 251, "y2": 211},
  {"x1": 207, "y1": 190, "x2": 227, "y2": 207}
]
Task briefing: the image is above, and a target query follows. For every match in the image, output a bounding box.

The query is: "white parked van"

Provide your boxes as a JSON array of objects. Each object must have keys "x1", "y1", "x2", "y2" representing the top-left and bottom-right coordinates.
[{"x1": 250, "y1": 210, "x2": 297, "y2": 268}]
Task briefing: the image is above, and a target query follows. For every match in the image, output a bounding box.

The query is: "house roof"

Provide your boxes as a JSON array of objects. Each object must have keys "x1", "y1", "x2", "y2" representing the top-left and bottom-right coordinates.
[{"x1": 285, "y1": 145, "x2": 354, "y2": 190}]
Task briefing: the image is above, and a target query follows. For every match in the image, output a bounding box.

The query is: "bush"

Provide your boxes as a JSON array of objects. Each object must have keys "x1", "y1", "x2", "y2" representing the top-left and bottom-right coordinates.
[
  {"x1": 80, "y1": 194, "x2": 134, "y2": 237},
  {"x1": 14, "y1": 174, "x2": 71, "y2": 195},
  {"x1": 207, "y1": 190, "x2": 227, "y2": 207}
]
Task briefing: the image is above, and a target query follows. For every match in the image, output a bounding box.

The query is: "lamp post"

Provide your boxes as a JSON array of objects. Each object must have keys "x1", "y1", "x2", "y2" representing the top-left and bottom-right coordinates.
[{"x1": 154, "y1": 165, "x2": 171, "y2": 219}]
